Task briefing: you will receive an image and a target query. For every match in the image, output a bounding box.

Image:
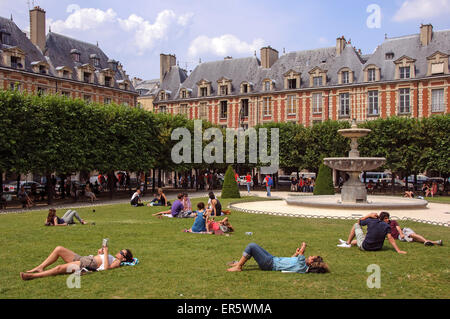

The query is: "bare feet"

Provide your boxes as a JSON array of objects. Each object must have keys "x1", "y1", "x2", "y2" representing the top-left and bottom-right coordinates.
[
  {"x1": 26, "y1": 267, "x2": 43, "y2": 273},
  {"x1": 20, "y1": 272, "x2": 34, "y2": 280},
  {"x1": 227, "y1": 266, "x2": 242, "y2": 272}
]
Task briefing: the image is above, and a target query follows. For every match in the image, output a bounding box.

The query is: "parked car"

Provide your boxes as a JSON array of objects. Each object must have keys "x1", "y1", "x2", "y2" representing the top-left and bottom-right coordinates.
[
  {"x1": 277, "y1": 175, "x2": 293, "y2": 187},
  {"x1": 360, "y1": 172, "x2": 391, "y2": 184},
  {"x1": 238, "y1": 176, "x2": 253, "y2": 187},
  {"x1": 3, "y1": 181, "x2": 45, "y2": 194},
  {"x1": 378, "y1": 178, "x2": 405, "y2": 187}
]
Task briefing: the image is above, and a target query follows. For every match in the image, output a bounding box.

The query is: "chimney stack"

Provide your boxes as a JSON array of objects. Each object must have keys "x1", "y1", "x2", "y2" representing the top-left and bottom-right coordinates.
[
  {"x1": 160, "y1": 53, "x2": 176, "y2": 83},
  {"x1": 420, "y1": 24, "x2": 433, "y2": 46},
  {"x1": 30, "y1": 6, "x2": 46, "y2": 52},
  {"x1": 260, "y1": 46, "x2": 278, "y2": 69},
  {"x1": 336, "y1": 36, "x2": 346, "y2": 56}
]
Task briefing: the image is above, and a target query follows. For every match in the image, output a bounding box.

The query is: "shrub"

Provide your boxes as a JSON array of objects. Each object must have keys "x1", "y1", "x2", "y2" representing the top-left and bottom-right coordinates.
[
  {"x1": 313, "y1": 164, "x2": 335, "y2": 195},
  {"x1": 221, "y1": 165, "x2": 241, "y2": 198}
]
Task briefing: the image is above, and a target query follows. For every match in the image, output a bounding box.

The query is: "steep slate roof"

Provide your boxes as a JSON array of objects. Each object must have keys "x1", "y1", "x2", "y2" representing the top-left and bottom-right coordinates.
[
  {"x1": 159, "y1": 65, "x2": 188, "y2": 98},
  {"x1": 45, "y1": 32, "x2": 134, "y2": 90},
  {"x1": 0, "y1": 16, "x2": 47, "y2": 71},
  {"x1": 155, "y1": 28, "x2": 450, "y2": 104},
  {"x1": 135, "y1": 79, "x2": 160, "y2": 96},
  {"x1": 365, "y1": 30, "x2": 450, "y2": 81}
]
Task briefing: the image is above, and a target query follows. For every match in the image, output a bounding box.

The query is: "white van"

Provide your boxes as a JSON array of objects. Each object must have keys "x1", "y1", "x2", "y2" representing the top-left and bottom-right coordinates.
[{"x1": 360, "y1": 172, "x2": 391, "y2": 183}]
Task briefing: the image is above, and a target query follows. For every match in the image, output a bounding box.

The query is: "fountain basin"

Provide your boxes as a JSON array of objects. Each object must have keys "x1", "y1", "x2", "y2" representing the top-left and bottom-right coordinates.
[
  {"x1": 286, "y1": 194, "x2": 428, "y2": 210},
  {"x1": 323, "y1": 157, "x2": 386, "y2": 172},
  {"x1": 338, "y1": 128, "x2": 371, "y2": 139}
]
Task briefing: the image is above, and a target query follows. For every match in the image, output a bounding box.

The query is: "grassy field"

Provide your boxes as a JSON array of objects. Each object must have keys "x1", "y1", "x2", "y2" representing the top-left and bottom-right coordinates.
[{"x1": 0, "y1": 196, "x2": 449, "y2": 299}]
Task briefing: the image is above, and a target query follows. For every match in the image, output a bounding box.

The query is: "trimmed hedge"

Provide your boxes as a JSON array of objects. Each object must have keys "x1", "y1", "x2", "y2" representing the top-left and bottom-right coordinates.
[
  {"x1": 220, "y1": 165, "x2": 241, "y2": 199},
  {"x1": 313, "y1": 164, "x2": 335, "y2": 195}
]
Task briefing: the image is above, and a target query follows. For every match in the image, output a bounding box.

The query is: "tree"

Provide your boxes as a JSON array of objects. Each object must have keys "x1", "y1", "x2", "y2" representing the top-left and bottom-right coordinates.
[
  {"x1": 221, "y1": 165, "x2": 241, "y2": 198},
  {"x1": 313, "y1": 164, "x2": 335, "y2": 195}
]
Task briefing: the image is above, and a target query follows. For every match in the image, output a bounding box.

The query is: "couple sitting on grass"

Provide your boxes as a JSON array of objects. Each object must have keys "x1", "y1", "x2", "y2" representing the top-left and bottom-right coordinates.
[
  {"x1": 20, "y1": 244, "x2": 134, "y2": 281},
  {"x1": 184, "y1": 202, "x2": 234, "y2": 235},
  {"x1": 337, "y1": 211, "x2": 443, "y2": 253}
]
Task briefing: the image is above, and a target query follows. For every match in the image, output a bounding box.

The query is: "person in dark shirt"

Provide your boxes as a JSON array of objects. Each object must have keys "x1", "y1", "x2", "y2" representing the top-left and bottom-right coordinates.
[
  {"x1": 388, "y1": 219, "x2": 443, "y2": 246},
  {"x1": 337, "y1": 212, "x2": 407, "y2": 254}
]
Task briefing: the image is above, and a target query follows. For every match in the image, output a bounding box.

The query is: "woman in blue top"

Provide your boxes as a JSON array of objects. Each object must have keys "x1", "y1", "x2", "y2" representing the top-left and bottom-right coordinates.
[
  {"x1": 185, "y1": 202, "x2": 209, "y2": 233},
  {"x1": 227, "y1": 242, "x2": 329, "y2": 273}
]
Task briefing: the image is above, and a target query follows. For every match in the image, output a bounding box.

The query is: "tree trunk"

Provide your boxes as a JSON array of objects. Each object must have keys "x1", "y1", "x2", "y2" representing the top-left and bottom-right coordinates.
[
  {"x1": 152, "y1": 169, "x2": 156, "y2": 192},
  {"x1": 46, "y1": 173, "x2": 54, "y2": 205},
  {"x1": 158, "y1": 169, "x2": 162, "y2": 188},
  {"x1": 107, "y1": 171, "x2": 115, "y2": 199}
]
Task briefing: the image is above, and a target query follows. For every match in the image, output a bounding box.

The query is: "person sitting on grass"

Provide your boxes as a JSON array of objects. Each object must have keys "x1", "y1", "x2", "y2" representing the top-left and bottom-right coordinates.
[
  {"x1": 20, "y1": 245, "x2": 133, "y2": 281},
  {"x1": 227, "y1": 242, "x2": 329, "y2": 273},
  {"x1": 337, "y1": 212, "x2": 407, "y2": 254},
  {"x1": 147, "y1": 188, "x2": 167, "y2": 207},
  {"x1": 45, "y1": 208, "x2": 87, "y2": 226},
  {"x1": 153, "y1": 193, "x2": 189, "y2": 217},
  {"x1": 387, "y1": 218, "x2": 443, "y2": 246},
  {"x1": 184, "y1": 202, "x2": 209, "y2": 233},
  {"x1": 207, "y1": 192, "x2": 223, "y2": 216},
  {"x1": 130, "y1": 189, "x2": 144, "y2": 207},
  {"x1": 404, "y1": 190, "x2": 414, "y2": 198},
  {"x1": 84, "y1": 183, "x2": 98, "y2": 203}
]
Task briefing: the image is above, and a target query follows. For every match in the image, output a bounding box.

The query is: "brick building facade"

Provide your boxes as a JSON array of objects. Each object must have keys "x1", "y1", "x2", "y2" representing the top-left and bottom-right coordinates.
[{"x1": 153, "y1": 24, "x2": 449, "y2": 127}]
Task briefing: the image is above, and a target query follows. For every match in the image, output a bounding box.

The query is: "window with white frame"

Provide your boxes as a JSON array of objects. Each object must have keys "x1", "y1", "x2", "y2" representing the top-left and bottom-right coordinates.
[
  {"x1": 313, "y1": 76, "x2": 322, "y2": 87},
  {"x1": 288, "y1": 78, "x2": 297, "y2": 89},
  {"x1": 159, "y1": 105, "x2": 167, "y2": 113},
  {"x1": 179, "y1": 104, "x2": 188, "y2": 116},
  {"x1": 287, "y1": 95, "x2": 296, "y2": 115},
  {"x1": 199, "y1": 102, "x2": 207, "y2": 119},
  {"x1": 264, "y1": 81, "x2": 271, "y2": 91},
  {"x1": 368, "y1": 90, "x2": 379, "y2": 116},
  {"x1": 312, "y1": 93, "x2": 322, "y2": 114},
  {"x1": 263, "y1": 97, "x2": 271, "y2": 116},
  {"x1": 431, "y1": 89, "x2": 445, "y2": 112},
  {"x1": 399, "y1": 66, "x2": 410, "y2": 79},
  {"x1": 220, "y1": 101, "x2": 228, "y2": 119},
  {"x1": 104, "y1": 97, "x2": 112, "y2": 104},
  {"x1": 399, "y1": 88, "x2": 410, "y2": 114},
  {"x1": 200, "y1": 87, "x2": 208, "y2": 97},
  {"x1": 339, "y1": 93, "x2": 350, "y2": 117},
  {"x1": 368, "y1": 68, "x2": 376, "y2": 82},
  {"x1": 241, "y1": 99, "x2": 249, "y2": 118},
  {"x1": 342, "y1": 71, "x2": 350, "y2": 84},
  {"x1": 220, "y1": 85, "x2": 228, "y2": 95}
]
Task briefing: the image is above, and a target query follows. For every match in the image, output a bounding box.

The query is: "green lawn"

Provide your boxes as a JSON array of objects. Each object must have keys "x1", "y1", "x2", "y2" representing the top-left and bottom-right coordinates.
[
  {"x1": 0, "y1": 196, "x2": 449, "y2": 299},
  {"x1": 426, "y1": 196, "x2": 450, "y2": 204}
]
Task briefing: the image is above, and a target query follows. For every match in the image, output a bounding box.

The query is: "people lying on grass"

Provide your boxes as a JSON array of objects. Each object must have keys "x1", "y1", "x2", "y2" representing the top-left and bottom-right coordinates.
[
  {"x1": 152, "y1": 193, "x2": 193, "y2": 218},
  {"x1": 387, "y1": 218, "x2": 443, "y2": 246},
  {"x1": 45, "y1": 208, "x2": 87, "y2": 226},
  {"x1": 404, "y1": 190, "x2": 414, "y2": 198},
  {"x1": 20, "y1": 245, "x2": 133, "y2": 281},
  {"x1": 147, "y1": 188, "x2": 167, "y2": 207},
  {"x1": 184, "y1": 202, "x2": 209, "y2": 233},
  {"x1": 130, "y1": 189, "x2": 144, "y2": 207},
  {"x1": 206, "y1": 216, "x2": 234, "y2": 235},
  {"x1": 227, "y1": 242, "x2": 329, "y2": 273},
  {"x1": 337, "y1": 212, "x2": 407, "y2": 254}
]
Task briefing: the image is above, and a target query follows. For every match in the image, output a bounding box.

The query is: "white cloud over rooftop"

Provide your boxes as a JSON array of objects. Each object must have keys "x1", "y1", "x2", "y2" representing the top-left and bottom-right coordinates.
[{"x1": 393, "y1": 0, "x2": 450, "y2": 22}]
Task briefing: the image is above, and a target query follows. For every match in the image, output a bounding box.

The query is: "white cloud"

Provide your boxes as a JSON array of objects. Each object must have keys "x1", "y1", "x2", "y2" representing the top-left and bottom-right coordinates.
[
  {"x1": 48, "y1": 6, "x2": 193, "y2": 54},
  {"x1": 393, "y1": 0, "x2": 450, "y2": 22},
  {"x1": 187, "y1": 34, "x2": 266, "y2": 58}
]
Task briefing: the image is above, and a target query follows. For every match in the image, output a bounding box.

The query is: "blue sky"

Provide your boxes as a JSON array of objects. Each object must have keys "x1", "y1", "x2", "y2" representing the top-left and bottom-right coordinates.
[{"x1": 1, "y1": 0, "x2": 450, "y2": 80}]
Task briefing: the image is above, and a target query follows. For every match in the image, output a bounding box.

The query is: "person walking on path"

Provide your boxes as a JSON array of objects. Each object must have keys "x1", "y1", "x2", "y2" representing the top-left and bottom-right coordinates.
[{"x1": 263, "y1": 175, "x2": 273, "y2": 197}]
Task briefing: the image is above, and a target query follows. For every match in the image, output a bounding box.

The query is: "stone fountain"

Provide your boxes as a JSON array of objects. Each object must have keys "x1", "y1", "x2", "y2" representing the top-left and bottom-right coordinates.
[
  {"x1": 323, "y1": 119, "x2": 385, "y2": 203},
  {"x1": 285, "y1": 119, "x2": 428, "y2": 209}
]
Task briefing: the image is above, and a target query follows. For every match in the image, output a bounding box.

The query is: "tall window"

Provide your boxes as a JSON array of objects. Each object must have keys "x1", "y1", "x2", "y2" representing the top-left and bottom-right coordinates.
[
  {"x1": 159, "y1": 105, "x2": 167, "y2": 113},
  {"x1": 312, "y1": 93, "x2": 322, "y2": 114},
  {"x1": 342, "y1": 71, "x2": 349, "y2": 84},
  {"x1": 368, "y1": 90, "x2": 379, "y2": 116},
  {"x1": 179, "y1": 104, "x2": 188, "y2": 116},
  {"x1": 220, "y1": 101, "x2": 228, "y2": 119},
  {"x1": 104, "y1": 97, "x2": 112, "y2": 104},
  {"x1": 288, "y1": 79, "x2": 297, "y2": 89},
  {"x1": 339, "y1": 93, "x2": 350, "y2": 117},
  {"x1": 61, "y1": 91, "x2": 70, "y2": 98},
  {"x1": 263, "y1": 97, "x2": 271, "y2": 116},
  {"x1": 242, "y1": 83, "x2": 248, "y2": 93},
  {"x1": 368, "y1": 68, "x2": 376, "y2": 82},
  {"x1": 399, "y1": 88, "x2": 410, "y2": 114},
  {"x1": 200, "y1": 87, "x2": 208, "y2": 97},
  {"x1": 264, "y1": 81, "x2": 271, "y2": 91},
  {"x1": 104, "y1": 76, "x2": 112, "y2": 87},
  {"x1": 37, "y1": 87, "x2": 46, "y2": 96},
  {"x1": 220, "y1": 85, "x2": 228, "y2": 95},
  {"x1": 199, "y1": 102, "x2": 207, "y2": 119},
  {"x1": 9, "y1": 82, "x2": 21, "y2": 91},
  {"x1": 241, "y1": 99, "x2": 249, "y2": 118},
  {"x1": 313, "y1": 76, "x2": 322, "y2": 87},
  {"x1": 287, "y1": 95, "x2": 296, "y2": 115},
  {"x1": 432, "y1": 89, "x2": 444, "y2": 112},
  {"x1": 181, "y1": 90, "x2": 187, "y2": 99},
  {"x1": 399, "y1": 66, "x2": 410, "y2": 79}
]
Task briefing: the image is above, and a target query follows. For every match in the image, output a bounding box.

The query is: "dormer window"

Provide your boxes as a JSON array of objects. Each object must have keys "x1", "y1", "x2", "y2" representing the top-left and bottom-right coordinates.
[
  {"x1": 160, "y1": 91, "x2": 166, "y2": 100},
  {"x1": 399, "y1": 66, "x2": 410, "y2": 79},
  {"x1": 83, "y1": 72, "x2": 91, "y2": 83},
  {"x1": 197, "y1": 79, "x2": 212, "y2": 97},
  {"x1": 104, "y1": 76, "x2": 112, "y2": 87},
  {"x1": 242, "y1": 83, "x2": 248, "y2": 93},
  {"x1": 179, "y1": 88, "x2": 191, "y2": 99},
  {"x1": 31, "y1": 61, "x2": 49, "y2": 74},
  {"x1": 426, "y1": 51, "x2": 449, "y2": 76},
  {"x1": 313, "y1": 76, "x2": 322, "y2": 86},
  {"x1": 39, "y1": 65, "x2": 47, "y2": 74},
  {"x1": 108, "y1": 59, "x2": 118, "y2": 72},
  {"x1": 1, "y1": 31, "x2": 11, "y2": 45},
  {"x1": 11, "y1": 56, "x2": 22, "y2": 69},
  {"x1": 288, "y1": 79, "x2": 297, "y2": 89},
  {"x1": 71, "y1": 49, "x2": 81, "y2": 62},
  {"x1": 385, "y1": 52, "x2": 394, "y2": 60},
  {"x1": 338, "y1": 67, "x2": 353, "y2": 85},
  {"x1": 217, "y1": 77, "x2": 232, "y2": 96},
  {"x1": 364, "y1": 65, "x2": 380, "y2": 82},
  {"x1": 63, "y1": 70, "x2": 70, "y2": 78},
  {"x1": 220, "y1": 85, "x2": 228, "y2": 95},
  {"x1": 395, "y1": 56, "x2": 416, "y2": 80},
  {"x1": 284, "y1": 70, "x2": 301, "y2": 90},
  {"x1": 309, "y1": 67, "x2": 327, "y2": 87},
  {"x1": 90, "y1": 54, "x2": 100, "y2": 67},
  {"x1": 368, "y1": 69, "x2": 376, "y2": 81}
]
